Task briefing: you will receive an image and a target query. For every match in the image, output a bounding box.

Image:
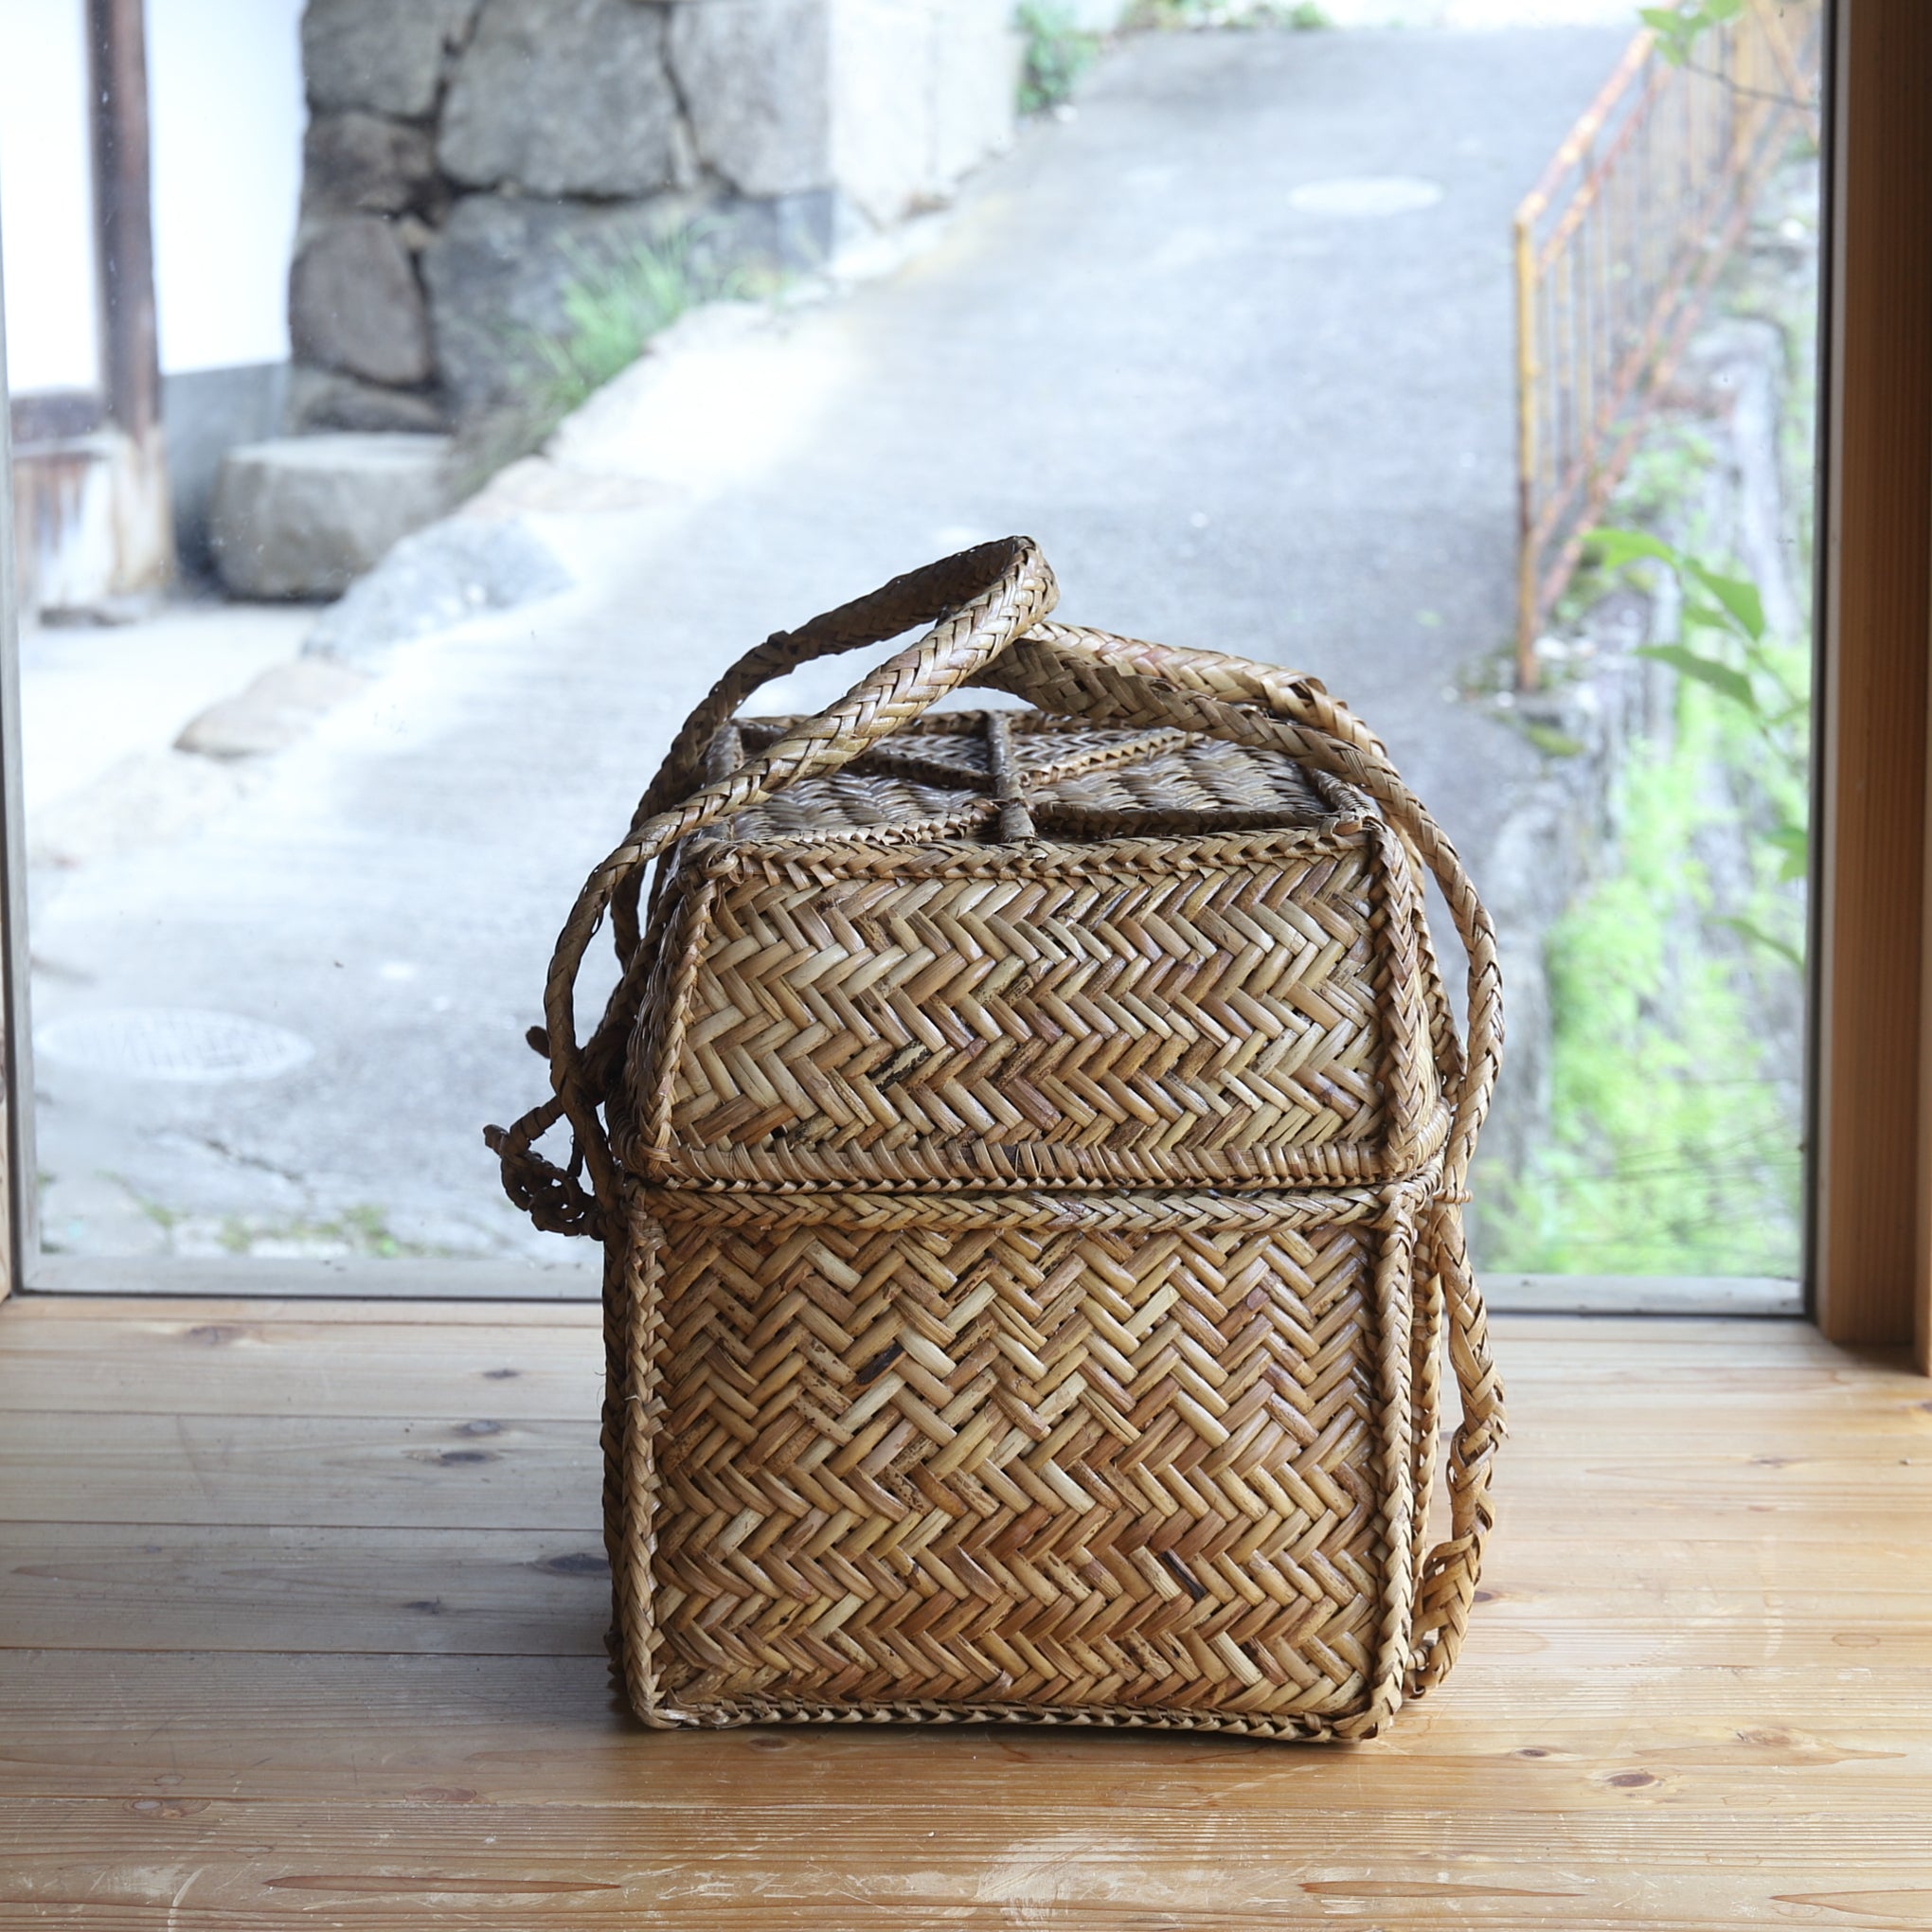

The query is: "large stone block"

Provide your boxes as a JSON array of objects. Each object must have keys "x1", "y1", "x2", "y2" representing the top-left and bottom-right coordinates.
[
  {"x1": 927, "y1": 0, "x2": 1020, "y2": 189},
  {"x1": 828, "y1": 0, "x2": 934, "y2": 228},
  {"x1": 286, "y1": 366, "x2": 448, "y2": 435},
  {"x1": 302, "y1": 0, "x2": 482, "y2": 118},
  {"x1": 303, "y1": 112, "x2": 440, "y2": 216},
  {"x1": 306, "y1": 516, "x2": 573, "y2": 669},
  {"x1": 289, "y1": 217, "x2": 435, "y2": 387},
  {"x1": 209, "y1": 434, "x2": 458, "y2": 599},
  {"x1": 669, "y1": 0, "x2": 831, "y2": 198},
  {"x1": 438, "y1": 0, "x2": 682, "y2": 197},
  {"x1": 421, "y1": 195, "x2": 596, "y2": 420},
  {"x1": 828, "y1": 0, "x2": 1017, "y2": 229},
  {"x1": 422, "y1": 191, "x2": 794, "y2": 420}
]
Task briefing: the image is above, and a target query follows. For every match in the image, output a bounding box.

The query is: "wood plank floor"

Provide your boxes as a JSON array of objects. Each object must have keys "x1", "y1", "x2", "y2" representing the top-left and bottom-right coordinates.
[{"x1": 1, "y1": 1297, "x2": 1927, "y2": 1929}]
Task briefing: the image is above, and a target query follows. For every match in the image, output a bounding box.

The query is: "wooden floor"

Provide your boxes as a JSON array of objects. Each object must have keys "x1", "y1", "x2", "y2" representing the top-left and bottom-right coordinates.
[{"x1": 0, "y1": 1296, "x2": 1927, "y2": 1929}]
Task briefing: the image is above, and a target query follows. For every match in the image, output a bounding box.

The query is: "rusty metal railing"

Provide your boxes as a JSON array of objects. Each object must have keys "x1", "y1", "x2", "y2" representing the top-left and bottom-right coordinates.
[{"x1": 1512, "y1": 0, "x2": 1822, "y2": 689}]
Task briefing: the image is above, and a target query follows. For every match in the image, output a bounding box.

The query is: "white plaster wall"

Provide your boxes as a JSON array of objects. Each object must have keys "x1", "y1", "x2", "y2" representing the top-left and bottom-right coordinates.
[
  {"x1": 0, "y1": 0, "x2": 99, "y2": 392},
  {"x1": 148, "y1": 0, "x2": 305, "y2": 372}
]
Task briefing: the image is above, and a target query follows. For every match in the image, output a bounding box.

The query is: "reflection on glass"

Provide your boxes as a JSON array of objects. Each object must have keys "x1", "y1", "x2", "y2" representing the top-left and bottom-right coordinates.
[{"x1": 5, "y1": 0, "x2": 1820, "y2": 1295}]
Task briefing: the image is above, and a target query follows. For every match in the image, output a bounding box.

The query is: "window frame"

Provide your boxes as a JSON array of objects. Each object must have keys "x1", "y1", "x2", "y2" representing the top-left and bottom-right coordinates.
[
  {"x1": 1810, "y1": 0, "x2": 1932, "y2": 1366},
  {"x1": 0, "y1": 248, "x2": 33, "y2": 1302},
  {"x1": 1, "y1": 0, "x2": 1926, "y2": 1365}
]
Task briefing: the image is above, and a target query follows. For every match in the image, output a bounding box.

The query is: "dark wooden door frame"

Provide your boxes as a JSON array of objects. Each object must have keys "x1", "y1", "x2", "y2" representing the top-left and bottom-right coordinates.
[
  {"x1": 2, "y1": 0, "x2": 1930, "y2": 1351},
  {"x1": 84, "y1": 0, "x2": 163, "y2": 455},
  {"x1": 8, "y1": 0, "x2": 172, "y2": 627},
  {"x1": 4, "y1": 0, "x2": 163, "y2": 454}
]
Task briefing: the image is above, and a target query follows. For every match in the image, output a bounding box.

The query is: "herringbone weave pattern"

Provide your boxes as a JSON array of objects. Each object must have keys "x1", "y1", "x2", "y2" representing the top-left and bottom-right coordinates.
[
  {"x1": 648, "y1": 1214, "x2": 1396, "y2": 1723},
  {"x1": 632, "y1": 827, "x2": 1441, "y2": 1189}
]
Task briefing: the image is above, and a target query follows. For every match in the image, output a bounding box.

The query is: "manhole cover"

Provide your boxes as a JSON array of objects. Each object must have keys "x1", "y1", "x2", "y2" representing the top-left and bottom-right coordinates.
[
  {"x1": 1289, "y1": 176, "x2": 1444, "y2": 218},
  {"x1": 36, "y1": 1008, "x2": 314, "y2": 1083}
]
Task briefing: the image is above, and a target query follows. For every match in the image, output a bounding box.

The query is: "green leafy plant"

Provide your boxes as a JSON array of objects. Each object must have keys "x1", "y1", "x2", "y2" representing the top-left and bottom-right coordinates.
[
  {"x1": 1638, "y1": 0, "x2": 1744, "y2": 66},
  {"x1": 458, "y1": 224, "x2": 747, "y2": 489},
  {"x1": 1478, "y1": 727, "x2": 1804, "y2": 1275},
  {"x1": 529, "y1": 230, "x2": 712, "y2": 419},
  {"x1": 1136, "y1": 0, "x2": 1329, "y2": 24},
  {"x1": 1590, "y1": 526, "x2": 1811, "y2": 903},
  {"x1": 1480, "y1": 529, "x2": 1811, "y2": 1277},
  {"x1": 1016, "y1": 2, "x2": 1100, "y2": 113}
]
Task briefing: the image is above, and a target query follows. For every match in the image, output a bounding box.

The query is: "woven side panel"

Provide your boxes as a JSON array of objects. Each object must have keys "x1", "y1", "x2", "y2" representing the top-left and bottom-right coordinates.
[
  {"x1": 1368, "y1": 817, "x2": 1443, "y2": 1172},
  {"x1": 636, "y1": 832, "x2": 1425, "y2": 1190},
  {"x1": 1407, "y1": 1231, "x2": 1445, "y2": 1630},
  {"x1": 641, "y1": 1213, "x2": 1404, "y2": 1726},
  {"x1": 607, "y1": 1201, "x2": 670, "y2": 1722},
  {"x1": 599, "y1": 1229, "x2": 637, "y2": 1698}
]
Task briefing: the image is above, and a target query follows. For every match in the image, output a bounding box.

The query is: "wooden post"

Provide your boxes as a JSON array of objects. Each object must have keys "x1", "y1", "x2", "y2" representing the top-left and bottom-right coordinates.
[
  {"x1": 83, "y1": 0, "x2": 172, "y2": 591},
  {"x1": 87, "y1": 0, "x2": 160, "y2": 443},
  {"x1": 1814, "y1": 0, "x2": 1932, "y2": 1357}
]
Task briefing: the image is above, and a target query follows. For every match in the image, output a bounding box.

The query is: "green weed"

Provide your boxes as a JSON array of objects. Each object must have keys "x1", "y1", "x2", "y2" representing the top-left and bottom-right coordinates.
[
  {"x1": 458, "y1": 225, "x2": 748, "y2": 487},
  {"x1": 1136, "y1": 0, "x2": 1329, "y2": 24},
  {"x1": 1479, "y1": 534, "x2": 1809, "y2": 1278},
  {"x1": 213, "y1": 1205, "x2": 442, "y2": 1260},
  {"x1": 1519, "y1": 720, "x2": 1586, "y2": 759},
  {"x1": 1016, "y1": 2, "x2": 1100, "y2": 112},
  {"x1": 1594, "y1": 527, "x2": 1811, "y2": 895},
  {"x1": 1639, "y1": 0, "x2": 1744, "y2": 66},
  {"x1": 528, "y1": 231, "x2": 711, "y2": 419}
]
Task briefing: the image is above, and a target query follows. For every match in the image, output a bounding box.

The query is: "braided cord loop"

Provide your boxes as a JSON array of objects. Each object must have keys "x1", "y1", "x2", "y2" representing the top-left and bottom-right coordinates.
[{"x1": 487, "y1": 537, "x2": 1060, "y2": 1232}]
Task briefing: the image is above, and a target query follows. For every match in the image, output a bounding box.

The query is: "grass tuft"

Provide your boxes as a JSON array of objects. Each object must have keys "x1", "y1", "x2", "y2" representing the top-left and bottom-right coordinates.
[
  {"x1": 1016, "y1": 2, "x2": 1101, "y2": 112},
  {"x1": 456, "y1": 224, "x2": 754, "y2": 490}
]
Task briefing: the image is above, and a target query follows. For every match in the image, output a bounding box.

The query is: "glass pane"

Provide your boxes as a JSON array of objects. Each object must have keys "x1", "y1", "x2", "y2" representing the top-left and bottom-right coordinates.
[{"x1": 6, "y1": 0, "x2": 1821, "y2": 1303}]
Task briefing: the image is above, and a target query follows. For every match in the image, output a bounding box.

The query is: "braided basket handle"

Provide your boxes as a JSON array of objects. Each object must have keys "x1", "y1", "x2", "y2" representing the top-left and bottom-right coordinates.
[
  {"x1": 1405, "y1": 1208, "x2": 1502, "y2": 1697},
  {"x1": 971, "y1": 621, "x2": 1504, "y2": 1698},
  {"x1": 487, "y1": 538, "x2": 1059, "y2": 1224}
]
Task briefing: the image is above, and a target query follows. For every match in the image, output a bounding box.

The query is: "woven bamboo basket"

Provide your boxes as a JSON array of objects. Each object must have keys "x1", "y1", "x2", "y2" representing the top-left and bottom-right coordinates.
[{"x1": 492, "y1": 537, "x2": 1504, "y2": 1741}]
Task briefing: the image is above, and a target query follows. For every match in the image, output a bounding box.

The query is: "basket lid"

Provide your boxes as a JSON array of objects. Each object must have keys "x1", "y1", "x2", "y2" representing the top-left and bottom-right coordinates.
[
  {"x1": 712, "y1": 709, "x2": 1338, "y2": 844},
  {"x1": 619, "y1": 711, "x2": 1449, "y2": 1193}
]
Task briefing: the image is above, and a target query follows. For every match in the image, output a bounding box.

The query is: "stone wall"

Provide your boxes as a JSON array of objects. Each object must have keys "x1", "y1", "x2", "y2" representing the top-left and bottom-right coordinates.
[{"x1": 289, "y1": 0, "x2": 1020, "y2": 433}]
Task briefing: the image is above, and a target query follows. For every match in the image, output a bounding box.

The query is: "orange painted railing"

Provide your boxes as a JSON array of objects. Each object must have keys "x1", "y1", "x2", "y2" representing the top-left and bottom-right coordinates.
[{"x1": 1512, "y1": 0, "x2": 1822, "y2": 689}]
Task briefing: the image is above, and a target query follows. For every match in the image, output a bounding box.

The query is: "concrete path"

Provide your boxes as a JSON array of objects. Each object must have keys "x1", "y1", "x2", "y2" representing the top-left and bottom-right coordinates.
[{"x1": 27, "y1": 24, "x2": 1627, "y2": 1272}]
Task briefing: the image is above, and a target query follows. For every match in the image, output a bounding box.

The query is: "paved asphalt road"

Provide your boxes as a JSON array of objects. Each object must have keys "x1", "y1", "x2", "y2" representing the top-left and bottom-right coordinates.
[{"x1": 27, "y1": 24, "x2": 1627, "y2": 1273}]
